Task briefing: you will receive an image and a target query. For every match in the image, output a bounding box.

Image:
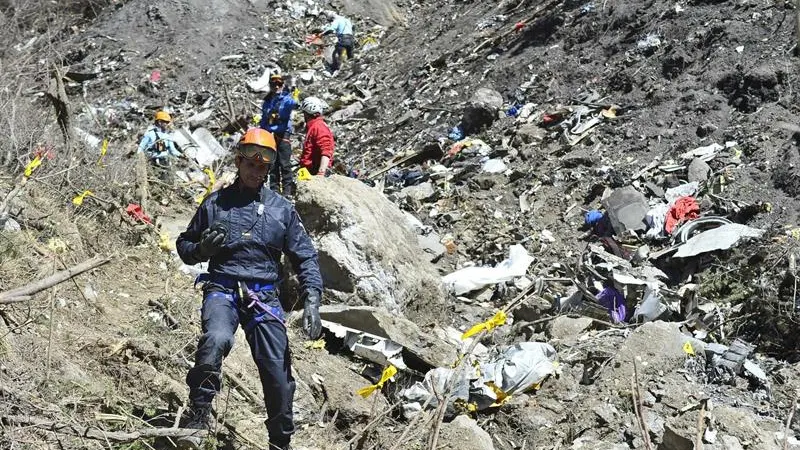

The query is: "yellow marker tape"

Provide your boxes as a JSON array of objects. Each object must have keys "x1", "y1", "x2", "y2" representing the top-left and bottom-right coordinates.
[
  {"x1": 252, "y1": 114, "x2": 261, "y2": 125},
  {"x1": 97, "y1": 139, "x2": 109, "y2": 165},
  {"x1": 72, "y1": 190, "x2": 94, "y2": 207},
  {"x1": 304, "y1": 338, "x2": 326, "y2": 350},
  {"x1": 461, "y1": 310, "x2": 507, "y2": 340},
  {"x1": 292, "y1": 87, "x2": 301, "y2": 102},
  {"x1": 683, "y1": 341, "x2": 695, "y2": 356},
  {"x1": 297, "y1": 167, "x2": 312, "y2": 181},
  {"x1": 195, "y1": 168, "x2": 217, "y2": 204},
  {"x1": 158, "y1": 232, "x2": 175, "y2": 252},
  {"x1": 24, "y1": 155, "x2": 42, "y2": 178},
  {"x1": 47, "y1": 238, "x2": 67, "y2": 254},
  {"x1": 356, "y1": 365, "x2": 397, "y2": 398}
]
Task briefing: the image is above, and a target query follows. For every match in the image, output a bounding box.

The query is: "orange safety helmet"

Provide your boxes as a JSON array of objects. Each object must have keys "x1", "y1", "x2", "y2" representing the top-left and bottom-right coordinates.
[
  {"x1": 236, "y1": 128, "x2": 277, "y2": 163},
  {"x1": 154, "y1": 110, "x2": 172, "y2": 122}
]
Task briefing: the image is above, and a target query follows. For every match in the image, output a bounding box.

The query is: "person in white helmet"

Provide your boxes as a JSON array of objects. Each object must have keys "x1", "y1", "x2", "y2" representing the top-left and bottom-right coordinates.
[{"x1": 299, "y1": 97, "x2": 334, "y2": 176}]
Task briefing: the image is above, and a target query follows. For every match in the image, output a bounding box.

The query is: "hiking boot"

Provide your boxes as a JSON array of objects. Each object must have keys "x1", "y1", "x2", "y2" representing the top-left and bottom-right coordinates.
[{"x1": 176, "y1": 405, "x2": 212, "y2": 449}]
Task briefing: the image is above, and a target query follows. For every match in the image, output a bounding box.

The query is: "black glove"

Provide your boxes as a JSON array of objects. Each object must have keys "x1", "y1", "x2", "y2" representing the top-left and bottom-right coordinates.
[
  {"x1": 302, "y1": 293, "x2": 322, "y2": 340},
  {"x1": 198, "y1": 223, "x2": 227, "y2": 258}
]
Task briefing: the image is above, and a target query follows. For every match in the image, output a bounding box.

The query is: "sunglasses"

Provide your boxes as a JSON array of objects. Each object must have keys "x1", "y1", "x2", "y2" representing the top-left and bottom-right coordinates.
[{"x1": 238, "y1": 144, "x2": 274, "y2": 162}]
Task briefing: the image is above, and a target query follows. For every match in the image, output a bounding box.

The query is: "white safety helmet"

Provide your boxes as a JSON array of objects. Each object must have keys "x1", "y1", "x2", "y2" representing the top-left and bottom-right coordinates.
[{"x1": 301, "y1": 97, "x2": 328, "y2": 116}]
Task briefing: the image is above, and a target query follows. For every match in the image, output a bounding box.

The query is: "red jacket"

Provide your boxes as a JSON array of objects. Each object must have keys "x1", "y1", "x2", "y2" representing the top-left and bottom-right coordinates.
[{"x1": 301, "y1": 116, "x2": 334, "y2": 174}]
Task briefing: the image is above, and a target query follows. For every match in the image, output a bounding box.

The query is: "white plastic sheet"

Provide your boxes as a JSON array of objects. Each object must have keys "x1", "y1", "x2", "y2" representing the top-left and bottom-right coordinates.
[
  {"x1": 442, "y1": 244, "x2": 534, "y2": 295},
  {"x1": 674, "y1": 223, "x2": 764, "y2": 258},
  {"x1": 481, "y1": 158, "x2": 507, "y2": 174}
]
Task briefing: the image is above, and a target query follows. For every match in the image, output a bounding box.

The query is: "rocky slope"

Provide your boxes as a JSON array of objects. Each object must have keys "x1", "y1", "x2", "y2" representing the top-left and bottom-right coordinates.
[{"x1": 2, "y1": 0, "x2": 800, "y2": 449}]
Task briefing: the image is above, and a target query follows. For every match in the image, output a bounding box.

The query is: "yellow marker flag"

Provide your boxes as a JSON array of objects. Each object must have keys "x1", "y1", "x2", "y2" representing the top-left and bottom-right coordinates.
[
  {"x1": 304, "y1": 338, "x2": 326, "y2": 350},
  {"x1": 158, "y1": 232, "x2": 175, "y2": 252},
  {"x1": 24, "y1": 155, "x2": 42, "y2": 178},
  {"x1": 356, "y1": 365, "x2": 397, "y2": 398},
  {"x1": 196, "y1": 168, "x2": 217, "y2": 204},
  {"x1": 461, "y1": 310, "x2": 507, "y2": 340},
  {"x1": 292, "y1": 87, "x2": 301, "y2": 102},
  {"x1": 297, "y1": 167, "x2": 312, "y2": 181},
  {"x1": 683, "y1": 341, "x2": 695, "y2": 356},
  {"x1": 72, "y1": 190, "x2": 94, "y2": 206},
  {"x1": 97, "y1": 139, "x2": 109, "y2": 165}
]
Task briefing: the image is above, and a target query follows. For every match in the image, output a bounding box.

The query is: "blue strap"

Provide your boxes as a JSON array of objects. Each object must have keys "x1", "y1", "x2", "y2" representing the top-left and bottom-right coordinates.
[{"x1": 195, "y1": 273, "x2": 274, "y2": 292}]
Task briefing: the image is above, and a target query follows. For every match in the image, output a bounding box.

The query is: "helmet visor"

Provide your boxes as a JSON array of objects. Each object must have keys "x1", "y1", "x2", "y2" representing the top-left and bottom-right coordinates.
[{"x1": 237, "y1": 144, "x2": 274, "y2": 163}]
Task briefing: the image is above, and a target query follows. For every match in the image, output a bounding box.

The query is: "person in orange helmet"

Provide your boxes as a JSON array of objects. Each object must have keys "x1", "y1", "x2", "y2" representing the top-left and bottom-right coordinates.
[
  {"x1": 137, "y1": 110, "x2": 181, "y2": 165},
  {"x1": 175, "y1": 128, "x2": 322, "y2": 450}
]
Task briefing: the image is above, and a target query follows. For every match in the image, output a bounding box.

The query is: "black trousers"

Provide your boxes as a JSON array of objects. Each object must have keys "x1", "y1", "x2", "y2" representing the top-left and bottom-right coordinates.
[
  {"x1": 186, "y1": 290, "x2": 295, "y2": 447},
  {"x1": 269, "y1": 135, "x2": 295, "y2": 196},
  {"x1": 332, "y1": 34, "x2": 355, "y2": 71}
]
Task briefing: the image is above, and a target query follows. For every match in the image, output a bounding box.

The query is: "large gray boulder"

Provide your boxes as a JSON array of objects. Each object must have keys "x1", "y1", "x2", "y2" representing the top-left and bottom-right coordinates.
[
  {"x1": 294, "y1": 176, "x2": 445, "y2": 319},
  {"x1": 461, "y1": 88, "x2": 503, "y2": 135},
  {"x1": 438, "y1": 415, "x2": 495, "y2": 450}
]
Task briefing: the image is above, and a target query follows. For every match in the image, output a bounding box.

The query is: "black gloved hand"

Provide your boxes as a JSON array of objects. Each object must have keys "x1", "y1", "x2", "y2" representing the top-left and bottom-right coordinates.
[
  {"x1": 302, "y1": 293, "x2": 322, "y2": 340},
  {"x1": 198, "y1": 225, "x2": 227, "y2": 258}
]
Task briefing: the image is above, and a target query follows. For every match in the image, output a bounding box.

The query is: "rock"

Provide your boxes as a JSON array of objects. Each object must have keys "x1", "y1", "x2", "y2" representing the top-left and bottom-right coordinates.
[
  {"x1": 599, "y1": 321, "x2": 705, "y2": 383},
  {"x1": 354, "y1": 106, "x2": 379, "y2": 120},
  {"x1": 438, "y1": 415, "x2": 495, "y2": 450},
  {"x1": 186, "y1": 109, "x2": 213, "y2": 127},
  {"x1": 461, "y1": 88, "x2": 503, "y2": 135},
  {"x1": 293, "y1": 344, "x2": 388, "y2": 426},
  {"x1": 717, "y1": 435, "x2": 745, "y2": 450},
  {"x1": 294, "y1": 176, "x2": 445, "y2": 319},
  {"x1": 713, "y1": 406, "x2": 784, "y2": 449},
  {"x1": 2, "y1": 217, "x2": 20, "y2": 232},
  {"x1": 549, "y1": 316, "x2": 593, "y2": 342},
  {"x1": 601, "y1": 186, "x2": 649, "y2": 233},
  {"x1": 330, "y1": 101, "x2": 364, "y2": 122},
  {"x1": 662, "y1": 421, "x2": 694, "y2": 450},
  {"x1": 317, "y1": 305, "x2": 457, "y2": 368},
  {"x1": 687, "y1": 158, "x2": 712, "y2": 183},
  {"x1": 417, "y1": 231, "x2": 446, "y2": 261},
  {"x1": 516, "y1": 123, "x2": 546, "y2": 143},
  {"x1": 400, "y1": 181, "x2": 436, "y2": 202}
]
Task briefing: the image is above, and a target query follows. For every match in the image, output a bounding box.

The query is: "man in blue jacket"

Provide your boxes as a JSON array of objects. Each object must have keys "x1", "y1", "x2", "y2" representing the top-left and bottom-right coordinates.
[
  {"x1": 322, "y1": 11, "x2": 355, "y2": 72},
  {"x1": 175, "y1": 128, "x2": 322, "y2": 450},
  {"x1": 259, "y1": 74, "x2": 298, "y2": 197}
]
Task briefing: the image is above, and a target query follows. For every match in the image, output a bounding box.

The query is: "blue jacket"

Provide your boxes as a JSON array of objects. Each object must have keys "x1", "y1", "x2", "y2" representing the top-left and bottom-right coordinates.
[
  {"x1": 259, "y1": 91, "x2": 298, "y2": 135},
  {"x1": 325, "y1": 16, "x2": 354, "y2": 38},
  {"x1": 138, "y1": 126, "x2": 180, "y2": 160},
  {"x1": 176, "y1": 181, "x2": 323, "y2": 296}
]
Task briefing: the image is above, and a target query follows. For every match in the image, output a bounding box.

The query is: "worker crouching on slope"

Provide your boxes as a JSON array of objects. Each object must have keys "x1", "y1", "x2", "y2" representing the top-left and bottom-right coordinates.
[
  {"x1": 175, "y1": 128, "x2": 323, "y2": 450},
  {"x1": 299, "y1": 97, "x2": 334, "y2": 176},
  {"x1": 259, "y1": 73, "x2": 299, "y2": 198},
  {"x1": 138, "y1": 110, "x2": 181, "y2": 165}
]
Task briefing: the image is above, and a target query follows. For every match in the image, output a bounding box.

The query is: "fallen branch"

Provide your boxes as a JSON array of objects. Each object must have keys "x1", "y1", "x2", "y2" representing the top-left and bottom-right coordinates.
[
  {"x1": 223, "y1": 371, "x2": 262, "y2": 407},
  {"x1": 631, "y1": 360, "x2": 653, "y2": 450},
  {"x1": 785, "y1": 396, "x2": 797, "y2": 450},
  {"x1": 340, "y1": 403, "x2": 401, "y2": 450},
  {"x1": 148, "y1": 299, "x2": 180, "y2": 329},
  {"x1": 0, "y1": 255, "x2": 110, "y2": 304},
  {"x1": 1, "y1": 414, "x2": 206, "y2": 442},
  {"x1": 695, "y1": 399, "x2": 706, "y2": 450}
]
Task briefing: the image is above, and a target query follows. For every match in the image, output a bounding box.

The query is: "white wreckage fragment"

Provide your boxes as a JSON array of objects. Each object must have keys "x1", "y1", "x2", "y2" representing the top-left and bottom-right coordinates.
[
  {"x1": 674, "y1": 223, "x2": 764, "y2": 258},
  {"x1": 443, "y1": 244, "x2": 534, "y2": 295},
  {"x1": 400, "y1": 342, "x2": 558, "y2": 417},
  {"x1": 320, "y1": 320, "x2": 407, "y2": 370}
]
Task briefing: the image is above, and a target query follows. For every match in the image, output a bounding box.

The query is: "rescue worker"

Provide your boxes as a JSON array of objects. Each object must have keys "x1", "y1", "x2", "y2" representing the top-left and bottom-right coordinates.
[
  {"x1": 175, "y1": 128, "x2": 323, "y2": 450},
  {"x1": 299, "y1": 97, "x2": 334, "y2": 176},
  {"x1": 321, "y1": 11, "x2": 354, "y2": 72},
  {"x1": 258, "y1": 74, "x2": 299, "y2": 197},
  {"x1": 138, "y1": 110, "x2": 181, "y2": 165}
]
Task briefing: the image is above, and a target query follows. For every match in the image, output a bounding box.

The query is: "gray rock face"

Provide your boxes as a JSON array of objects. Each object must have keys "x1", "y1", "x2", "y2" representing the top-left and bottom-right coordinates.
[
  {"x1": 602, "y1": 186, "x2": 649, "y2": 234},
  {"x1": 687, "y1": 158, "x2": 712, "y2": 183},
  {"x1": 294, "y1": 175, "x2": 445, "y2": 318},
  {"x1": 461, "y1": 88, "x2": 503, "y2": 135},
  {"x1": 438, "y1": 415, "x2": 495, "y2": 450}
]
